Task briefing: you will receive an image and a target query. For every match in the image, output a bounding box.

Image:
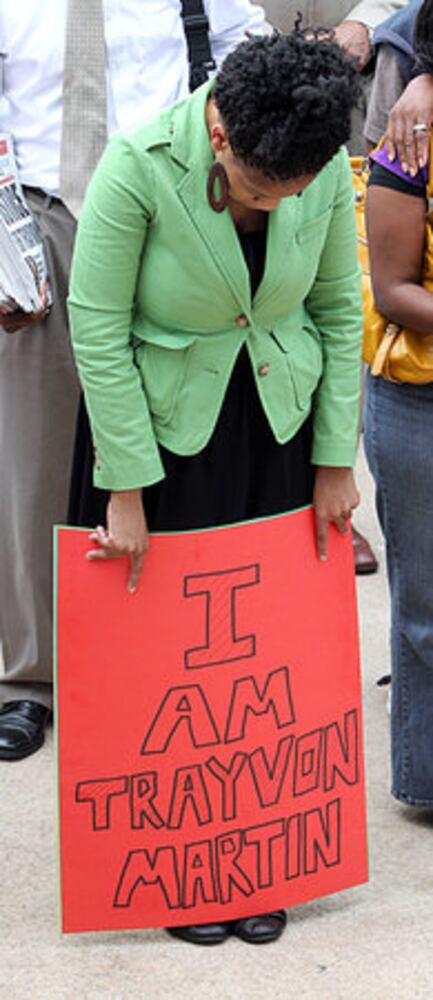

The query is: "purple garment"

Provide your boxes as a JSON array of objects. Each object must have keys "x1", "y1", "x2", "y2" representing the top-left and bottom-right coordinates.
[{"x1": 371, "y1": 144, "x2": 428, "y2": 189}]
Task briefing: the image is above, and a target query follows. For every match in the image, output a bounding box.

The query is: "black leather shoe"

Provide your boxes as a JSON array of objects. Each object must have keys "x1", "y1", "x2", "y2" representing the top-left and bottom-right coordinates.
[
  {"x1": 232, "y1": 909, "x2": 287, "y2": 944},
  {"x1": 167, "y1": 922, "x2": 231, "y2": 945},
  {"x1": 0, "y1": 701, "x2": 52, "y2": 760}
]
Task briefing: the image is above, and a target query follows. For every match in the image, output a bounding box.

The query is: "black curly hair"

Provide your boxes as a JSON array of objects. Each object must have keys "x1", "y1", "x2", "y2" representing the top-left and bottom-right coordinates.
[
  {"x1": 213, "y1": 31, "x2": 361, "y2": 181},
  {"x1": 414, "y1": 0, "x2": 433, "y2": 76}
]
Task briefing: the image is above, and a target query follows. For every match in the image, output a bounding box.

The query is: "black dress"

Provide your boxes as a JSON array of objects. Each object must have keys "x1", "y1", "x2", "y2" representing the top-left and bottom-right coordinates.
[{"x1": 68, "y1": 226, "x2": 314, "y2": 530}]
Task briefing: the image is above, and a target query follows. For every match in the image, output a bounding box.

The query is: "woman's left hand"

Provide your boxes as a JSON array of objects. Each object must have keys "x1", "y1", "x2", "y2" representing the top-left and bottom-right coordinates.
[{"x1": 313, "y1": 466, "x2": 360, "y2": 562}]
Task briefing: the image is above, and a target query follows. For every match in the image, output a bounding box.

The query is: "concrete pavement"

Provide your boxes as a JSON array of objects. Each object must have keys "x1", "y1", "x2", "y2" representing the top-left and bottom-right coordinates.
[{"x1": 1, "y1": 444, "x2": 432, "y2": 1000}]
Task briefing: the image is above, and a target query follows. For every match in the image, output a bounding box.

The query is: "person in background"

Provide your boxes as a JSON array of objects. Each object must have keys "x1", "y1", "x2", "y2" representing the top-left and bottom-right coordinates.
[
  {"x1": 364, "y1": 0, "x2": 423, "y2": 147},
  {"x1": 364, "y1": 0, "x2": 433, "y2": 808},
  {"x1": 261, "y1": 1, "x2": 409, "y2": 578},
  {"x1": 0, "y1": 0, "x2": 266, "y2": 761},
  {"x1": 364, "y1": 0, "x2": 433, "y2": 171},
  {"x1": 68, "y1": 31, "x2": 363, "y2": 942}
]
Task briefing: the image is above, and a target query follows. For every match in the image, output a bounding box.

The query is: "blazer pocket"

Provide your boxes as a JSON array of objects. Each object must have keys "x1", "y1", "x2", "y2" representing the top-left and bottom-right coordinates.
[
  {"x1": 135, "y1": 340, "x2": 192, "y2": 425},
  {"x1": 270, "y1": 328, "x2": 323, "y2": 411},
  {"x1": 295, "y1": 207, "x2": 332, "y2": 245}
]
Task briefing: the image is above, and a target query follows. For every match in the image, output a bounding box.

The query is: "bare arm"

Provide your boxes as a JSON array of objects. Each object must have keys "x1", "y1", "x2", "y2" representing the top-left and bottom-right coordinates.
[{"x1": 366, "y1": 184, "x2": 433, "y2": 335}]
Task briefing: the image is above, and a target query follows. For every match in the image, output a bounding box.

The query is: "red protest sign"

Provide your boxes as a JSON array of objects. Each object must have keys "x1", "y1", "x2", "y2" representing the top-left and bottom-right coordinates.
[{"x1": 55, "y1": 509, "x2": 367, "y2": 934}]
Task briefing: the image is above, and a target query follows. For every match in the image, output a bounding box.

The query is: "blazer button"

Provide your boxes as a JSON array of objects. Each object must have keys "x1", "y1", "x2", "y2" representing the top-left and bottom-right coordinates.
[
  {"x1": 258, "y1": 363, "x2": 271, "y2": 377},
  {"x1": 236, "y1": 314, "x2": 249, "y2": 328}
]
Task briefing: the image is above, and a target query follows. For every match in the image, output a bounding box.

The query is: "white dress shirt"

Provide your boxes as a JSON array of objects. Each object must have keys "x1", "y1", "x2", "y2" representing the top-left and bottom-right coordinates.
[{"x1": 0, "y1": 0, "x2": 265, "y2": 196}]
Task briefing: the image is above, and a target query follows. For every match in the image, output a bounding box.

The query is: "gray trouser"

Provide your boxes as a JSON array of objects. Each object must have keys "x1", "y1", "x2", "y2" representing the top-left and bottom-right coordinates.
[{"x1": 0, "y1": 191, "x2": 79, "y2": 709}]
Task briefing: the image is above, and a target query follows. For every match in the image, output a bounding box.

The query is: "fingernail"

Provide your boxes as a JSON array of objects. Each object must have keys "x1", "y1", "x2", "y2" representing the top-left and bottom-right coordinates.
[
  {"x1": 128, "y1": 585, "x2": 136, "y2": 594},
  {"x1": 320, "y1": 555, "x2": 327, "y2": 562},
  {"x1": 410, "y1": 166, "x2": 417, "y2": 177},
  {"x1": 402, "y1": 161, "x2": 409, "y2": 174}
]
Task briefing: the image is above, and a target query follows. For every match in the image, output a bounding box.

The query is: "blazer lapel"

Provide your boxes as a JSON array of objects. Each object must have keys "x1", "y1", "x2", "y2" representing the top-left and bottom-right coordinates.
[
  {"x1": 170, "y1": 82, "x2": 251, "y2": 313},
  {"x1": 253, "y1": 194, "x2": 301, "y2": 311},
  {"x1": 176, "y1": 166, "x2": 251, "y2": 313}
]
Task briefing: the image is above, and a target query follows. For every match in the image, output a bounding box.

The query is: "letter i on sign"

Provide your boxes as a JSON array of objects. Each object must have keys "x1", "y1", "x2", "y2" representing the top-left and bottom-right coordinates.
[{"x1": 183, "y1": 565, "x2": 260, "y2": 669}]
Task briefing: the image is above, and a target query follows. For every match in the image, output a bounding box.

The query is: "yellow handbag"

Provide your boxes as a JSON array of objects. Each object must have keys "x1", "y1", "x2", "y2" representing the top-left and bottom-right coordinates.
[{"x1": 352, "y1": 138, "x2": 433, "y2": 383}]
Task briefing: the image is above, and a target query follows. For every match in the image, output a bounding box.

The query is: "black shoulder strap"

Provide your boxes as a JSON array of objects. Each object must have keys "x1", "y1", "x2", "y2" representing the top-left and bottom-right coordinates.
[{"x1": 180, "y1": 0, "x2": 216, "y2": 92}]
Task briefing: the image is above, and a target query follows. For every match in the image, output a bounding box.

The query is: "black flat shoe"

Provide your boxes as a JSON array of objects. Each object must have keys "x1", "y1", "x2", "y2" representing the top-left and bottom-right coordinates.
[
  {"x1": 167, "y1": 922, "x2": 231, "y2": 945},
  {"x1": 232, "y1": 909, "x2": 287, "y2": 944},
  {"x1": 0, "y1": 700, "x2": 52, "y2": 760}
]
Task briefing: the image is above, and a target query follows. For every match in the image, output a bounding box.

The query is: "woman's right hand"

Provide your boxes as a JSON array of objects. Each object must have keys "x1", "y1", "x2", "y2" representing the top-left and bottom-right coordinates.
[{"x1": 86, "y1": 488, "x2": 149, "y2": 592}]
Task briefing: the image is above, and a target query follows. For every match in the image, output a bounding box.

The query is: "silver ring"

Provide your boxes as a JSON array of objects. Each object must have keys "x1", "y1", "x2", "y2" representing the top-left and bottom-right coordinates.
[{"x1": 412, "y1": 122, "x2": 429, "y2": 133}]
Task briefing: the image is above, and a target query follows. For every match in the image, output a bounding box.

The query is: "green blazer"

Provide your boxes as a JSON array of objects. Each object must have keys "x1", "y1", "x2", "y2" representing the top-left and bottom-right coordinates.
[{"x1": 68, "y1": 81, "x2": 363, "y2": 491}]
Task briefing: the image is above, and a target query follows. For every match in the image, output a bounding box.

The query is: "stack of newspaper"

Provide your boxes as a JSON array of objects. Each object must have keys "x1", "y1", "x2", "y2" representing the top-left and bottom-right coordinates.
[{"x1": 0, "y1": 133, "x2": 53, "y2": 315}]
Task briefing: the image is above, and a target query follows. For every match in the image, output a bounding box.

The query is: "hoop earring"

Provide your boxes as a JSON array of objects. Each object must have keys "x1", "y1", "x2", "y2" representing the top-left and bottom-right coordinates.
[{"x1": 207, "y1": 162, "x2": 229, "y2": 213}]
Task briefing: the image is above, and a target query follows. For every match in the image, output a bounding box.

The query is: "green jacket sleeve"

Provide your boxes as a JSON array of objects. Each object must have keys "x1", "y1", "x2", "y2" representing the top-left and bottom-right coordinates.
[
  {"x1": 68, "y1": 134, "x2": 165, "y2": 490},
  {"x1": 306, "y1": 148, "x2": 363, "y2": 467}
]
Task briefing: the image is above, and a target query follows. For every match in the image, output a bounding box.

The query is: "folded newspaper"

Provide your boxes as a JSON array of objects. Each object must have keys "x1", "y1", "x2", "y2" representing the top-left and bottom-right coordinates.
[{"x1": 0, "y1": 133, "x2": 53, "y2": 315}]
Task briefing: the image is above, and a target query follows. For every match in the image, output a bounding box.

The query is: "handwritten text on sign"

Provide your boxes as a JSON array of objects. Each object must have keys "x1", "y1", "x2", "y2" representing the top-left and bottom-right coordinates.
[{"x1": 56, "y1": 511, "x2": 367, "y2": 933}]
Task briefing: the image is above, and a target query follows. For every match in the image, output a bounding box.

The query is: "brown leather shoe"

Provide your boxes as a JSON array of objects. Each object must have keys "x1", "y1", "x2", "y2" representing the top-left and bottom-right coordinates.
[{"x1": 352, "y1": 527, "x2": 378, "y2": 576}]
